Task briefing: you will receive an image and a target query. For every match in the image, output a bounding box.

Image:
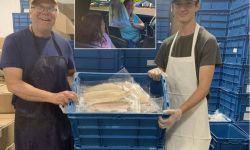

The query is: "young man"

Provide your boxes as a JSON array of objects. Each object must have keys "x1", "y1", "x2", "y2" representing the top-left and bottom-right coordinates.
[
  {"x1": 148, "y1": 0, "x2": 221, "y2": 149},
  {"x1": 0, "y1": 0, "x2": 77, "y2": 149}
]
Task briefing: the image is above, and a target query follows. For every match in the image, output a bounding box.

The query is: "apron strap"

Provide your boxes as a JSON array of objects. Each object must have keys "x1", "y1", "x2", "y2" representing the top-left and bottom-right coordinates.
[
  {"x1": 169, "y1": 24, "x2": 200, "y2": 58},
  {"x1": 191, "y1": 24, "x2": 200, "y2": 58},
  {"x1": 169, "y1": 32, "x2": 179, "y2": 57}
]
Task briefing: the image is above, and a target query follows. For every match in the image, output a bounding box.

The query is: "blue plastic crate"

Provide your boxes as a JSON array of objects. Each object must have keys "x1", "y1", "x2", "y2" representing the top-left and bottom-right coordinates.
[
  {"x1": 235, "y1": 122, "x2": 250, "y2": 138},
  {"x1": 219, "y1": 88, "x2": 250, "y2": 121},
  {"x1": 216, "y1": 37, "x2": 227, "y2": 52},
  {"x1": 224, "y1": 35, "x2": 249, "y2": 64},
  {"x1": 20, "y1": 0, "x2": 29, "y2": 12},
  {"x1": 208, "y1": 87, "x2": 220, "y2": 113},
  {"x1": 231, "y1": 0, "x2": 249, "y2": 10},
  {"x1": 211, "y1": 66, "x2": 222, "y2": 87},
  {"x1": 209, "y1": 122, "x2": 249, "y2": 150},
  {"x1": 157, "y1": 18, "x2": 170, "y2": 41},
  {"x1": 12, "y1": 13, "x2": 31, "y2": 32},
  {"x1": 67, "y1": 72, "x2": 169, "y2": 150},
  {"x1": 200, "y1": 0, "x2": 232, "y2": 10},
  {"x1": 221, "y1": 63, "x2": 249, "y2": 93},
  {"x1": 197, "y1": 11, "x2": 229, "y2": 37},
  {"x1": 228, "y1": 5, "x2": 249, "y2": 37},
  {"x1": 69, "y1": 113, "x2": 166, "y2": 150},
  {"x1": 157, "y1": 33, "x2": 170, "y2": 41},
  {"x1": 74, "y1": 50, "x2": 124, "y2": 73},
  {"x1": 124, "y1": 50, "x2": 157, "y2": 73}
]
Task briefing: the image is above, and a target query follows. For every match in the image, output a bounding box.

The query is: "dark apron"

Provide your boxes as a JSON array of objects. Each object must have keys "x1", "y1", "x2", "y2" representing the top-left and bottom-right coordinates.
[{"x1": 14, "y1": 30, "x2": 73, "y2": 150}]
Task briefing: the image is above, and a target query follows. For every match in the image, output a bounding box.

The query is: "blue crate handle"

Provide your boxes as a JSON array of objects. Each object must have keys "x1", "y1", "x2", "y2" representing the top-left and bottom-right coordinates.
[{"x1": 161, "y1": 74, "x2": 170, "y2": 110}]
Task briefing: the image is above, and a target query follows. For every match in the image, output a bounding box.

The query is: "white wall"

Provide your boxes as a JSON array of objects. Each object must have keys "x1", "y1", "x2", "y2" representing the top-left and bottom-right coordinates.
[{"x1": 0, "y1": 0, "x2": 21, "y2": 37}]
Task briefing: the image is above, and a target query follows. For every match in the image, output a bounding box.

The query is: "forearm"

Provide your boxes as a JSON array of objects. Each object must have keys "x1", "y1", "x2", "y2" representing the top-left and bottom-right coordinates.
[
  {"x1": 133, "y1": 22, "x2": 145, "y2": 30},
  {"x1": 7, "y1": 80, "x2": 54, "y2": 103}
]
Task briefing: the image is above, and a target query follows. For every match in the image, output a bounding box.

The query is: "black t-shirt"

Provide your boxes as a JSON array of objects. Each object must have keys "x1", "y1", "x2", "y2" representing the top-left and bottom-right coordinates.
[{"x1": 155, "y1": 27, "x2": 222, "y2": 80}]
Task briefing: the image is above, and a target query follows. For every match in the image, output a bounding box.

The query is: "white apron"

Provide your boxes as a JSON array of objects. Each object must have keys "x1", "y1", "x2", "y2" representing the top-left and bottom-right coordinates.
[{"x1": 165, "y1": 24, "x2": 211, "y2": 150}]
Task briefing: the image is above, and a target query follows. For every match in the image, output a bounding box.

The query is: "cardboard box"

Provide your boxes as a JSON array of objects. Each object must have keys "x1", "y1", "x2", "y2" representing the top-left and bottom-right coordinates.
[
  {"x1": 53, "y1": 12, "x2": 74, "y2": 36},
  {"x1": 0, "y1": 37, "x2": 4, "y2": 49},
  {"x1": 0, "y1": 84, "x2": 14, "y2": 114},
  {"x1": 0, "y1": 48, "x2": 3, "y2": 78},
  {"x1": 58, "y1": 3, "x2": 74, "y2": 21},
  {"x1": 0, "y1": 114, "x2": 15, "y2": 150}
]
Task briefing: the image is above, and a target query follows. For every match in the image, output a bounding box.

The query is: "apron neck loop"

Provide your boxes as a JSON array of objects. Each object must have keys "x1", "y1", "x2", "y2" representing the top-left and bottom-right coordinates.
[{"x1": 169, "y1": 23, "x2": 200, "y2": 58}]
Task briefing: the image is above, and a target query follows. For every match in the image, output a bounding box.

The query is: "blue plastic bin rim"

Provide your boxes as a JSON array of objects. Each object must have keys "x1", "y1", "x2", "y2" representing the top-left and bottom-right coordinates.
[
  {"x1": 68, "y1": 111, "x2": 164, "y2": 115},
  {"x1": 73, "y1": 72, "x2": 160, "y2": 76},
  {"x1": 210, "y1": 123, "x2": 249, "y2": 141}
]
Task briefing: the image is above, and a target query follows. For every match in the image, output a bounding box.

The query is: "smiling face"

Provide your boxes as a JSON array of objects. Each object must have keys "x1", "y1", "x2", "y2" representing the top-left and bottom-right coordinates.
[
  {"x1": 172, "y1": 0, "x2": 199, "y2": 24},
  {"x1": 29, "y1": 1, "x2": 58, "y2": 33}
]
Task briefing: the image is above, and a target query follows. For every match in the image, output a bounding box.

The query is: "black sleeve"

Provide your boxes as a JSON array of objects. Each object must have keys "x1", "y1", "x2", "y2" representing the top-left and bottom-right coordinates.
[
  {"x1": 200, "y1": 36, "x2": 222, "y2": 67},
  {"x1": 0, "y1": 35, "x2": 23, "y2": 69},
  {"x1": 155, "y1": 42, "x2": 169, "y2": 71}
]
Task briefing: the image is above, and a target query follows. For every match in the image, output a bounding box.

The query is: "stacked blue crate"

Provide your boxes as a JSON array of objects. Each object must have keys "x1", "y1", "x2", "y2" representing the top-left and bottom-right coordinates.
[
  {"x1": 20, "y1": 0, "x2": 29, "y2": 13},
  {"x1": 12, "y1": 13, "x2": 31, "y2": 32},
  {"x1": 124, "y1": 50, "x2": 157, "y2": 73},
  {"x1": 209, "y1": 122, "x2": 249, "y2": 150},
  {"x1": 74, "y1": 49, "x2": 124, "y2": 73},
  {"x1": 156, "y1": 0, "x2": 171, "y2": 41},
  {"x1": 197, "y1": 0, "x2": 232, "y2": 113},
  {"x1": 219, "y1": 0, "x2": 250, "y2": 121},
  {"x1": 197, "y1": 0, "x2": 231, "y2": 34}
]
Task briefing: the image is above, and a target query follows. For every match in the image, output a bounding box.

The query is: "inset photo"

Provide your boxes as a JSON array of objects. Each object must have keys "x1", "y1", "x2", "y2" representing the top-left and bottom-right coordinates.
[{"x1": 75, "y1": 0, "x2": 156, "y2": 49}]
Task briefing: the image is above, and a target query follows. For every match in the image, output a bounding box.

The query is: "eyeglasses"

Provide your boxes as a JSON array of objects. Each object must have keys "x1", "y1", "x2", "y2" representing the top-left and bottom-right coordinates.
[
  {"x1": 31, "y1": 5, "x2": 58, "y2": 14},
  {"x1": 173, "y1": 1, "x2": 196, "y2": 9}
]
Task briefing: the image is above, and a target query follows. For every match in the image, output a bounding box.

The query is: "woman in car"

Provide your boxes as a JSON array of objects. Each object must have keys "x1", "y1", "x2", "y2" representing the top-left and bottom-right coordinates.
[{"x1": 120, "y1": 0, "x2": 145, "y2": 48}]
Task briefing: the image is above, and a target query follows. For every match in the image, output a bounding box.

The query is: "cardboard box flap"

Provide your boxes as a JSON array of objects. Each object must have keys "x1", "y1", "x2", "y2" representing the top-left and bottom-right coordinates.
[{"x1": 53, "y1": 12, "x2": 74, "y2": 34}]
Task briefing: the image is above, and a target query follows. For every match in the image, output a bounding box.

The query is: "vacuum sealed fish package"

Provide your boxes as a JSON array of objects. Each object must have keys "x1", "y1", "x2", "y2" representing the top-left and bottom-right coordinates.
[{"x1": 70, "y1": 71, "x2": 169, "y2": 114}]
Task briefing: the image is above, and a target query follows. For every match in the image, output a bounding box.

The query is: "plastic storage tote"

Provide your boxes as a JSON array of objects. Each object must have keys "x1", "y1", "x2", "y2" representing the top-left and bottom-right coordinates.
[
  {"x1": 209, "y1": 122, "x2": 249, "y2": 150},
  {"x1": 219, "y1": 88, "x2": 249, "y2": 121},
  {"x1": 67, "y1": 72, "x2": 169, "y2": 150},
  {"x1": 235, "y1": 122, "x2": 250, "y2": 139}
]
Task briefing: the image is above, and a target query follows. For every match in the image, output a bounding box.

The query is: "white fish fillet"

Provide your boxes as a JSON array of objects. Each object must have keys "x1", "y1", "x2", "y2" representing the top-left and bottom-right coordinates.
[{"x1": 78, "y1": 81, "x2": 161, "y2": 113}]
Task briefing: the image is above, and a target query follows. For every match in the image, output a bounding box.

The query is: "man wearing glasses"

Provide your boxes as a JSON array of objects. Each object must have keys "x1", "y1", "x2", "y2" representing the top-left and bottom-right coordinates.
[
  {"x1": 0, "y1": 0, "x2": 77, "y2": 149},
  {"x1": 148, "y1": 0, "x2": 221, "y2": 149}
]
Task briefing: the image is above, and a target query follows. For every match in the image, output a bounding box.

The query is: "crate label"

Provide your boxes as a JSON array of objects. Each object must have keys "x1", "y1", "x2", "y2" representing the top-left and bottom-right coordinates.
[
  {"x1": 243, "y1": 113, "x2": 250, "y2": 121},
  {"x1": 246, "y1": 107, "x2": 250, "y2": 112},
  {"x1": 147, "y1": 60, "x2": 156, "y2": 66},
  {"x1": 24, "y1": 9, "x2": 29, "y2": 13},
  {"x1": 233, "y1": 48, "x2": 238, "y2": 53},
  {"x1": 247, "y1": 85, "x2": 250, "y2": 93}
]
